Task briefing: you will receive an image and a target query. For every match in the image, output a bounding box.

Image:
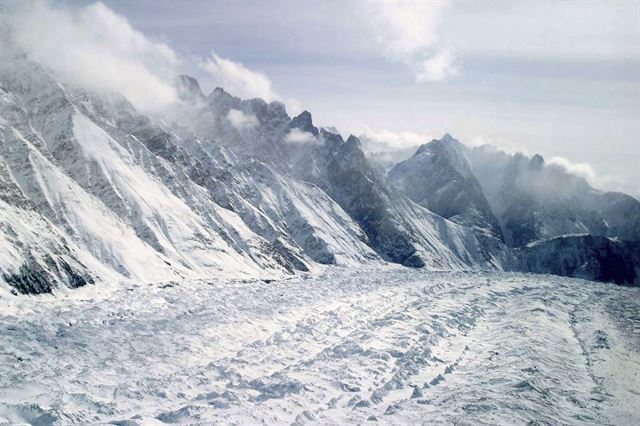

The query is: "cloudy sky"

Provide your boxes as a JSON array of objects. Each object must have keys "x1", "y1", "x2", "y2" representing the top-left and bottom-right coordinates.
[{"x1": 4, "y1": 1, "x2": 639, "y2": 194}]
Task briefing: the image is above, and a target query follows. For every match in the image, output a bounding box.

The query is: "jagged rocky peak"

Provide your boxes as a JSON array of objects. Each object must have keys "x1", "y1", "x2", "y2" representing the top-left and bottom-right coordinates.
[
  {"x1": 205, "y1": 87, "x2": 288, "y2": 129},
  {"x1": 415, "y1": 133, "x2": 462, "y2": 154},
  {"x1": 530, "y1": 153, "x2": 545, "y2": 169},
  {"x1": 433, "y1": 132, "x2": 462, "y2": 147},
  {"x1": 319, "y1": 127, "x2": 344, "y2": 145},
  {"x1": 429, "y1": 133, "x2": 460, "y2": 147},
  {"x1": 344, "y1": 135, "x2": 362, "y2": 149},
  {"x1": 440, "y1": 133, "x2": 455, "y2": 143},
  {"x1": 209, "y1": 86, "x2": 230, "y2": 97},
  {"x1": 245, "y1": 97, "x2": 289, "y2": 123},
  {"x1": 207, "y1": 86, "x2": 241, "y2": 109},
  {"x1": 412, "y1": 134, "x2": 473, "y2": 179},
  {"x1": 336, "y1": 135, "x2": 367, "y2": 168},
  {"x1": 174, "y1": 74, "x2": 205, "y2": 101},
  {"x1": 289, "y1": 110, "x2": 318, "y2": 136},
  {"x1": 467, "y1": 145, "x2": 640, "y2": 246},
  {"x1": 387, "y1": 133, "x2": 503, "y2": 239}
]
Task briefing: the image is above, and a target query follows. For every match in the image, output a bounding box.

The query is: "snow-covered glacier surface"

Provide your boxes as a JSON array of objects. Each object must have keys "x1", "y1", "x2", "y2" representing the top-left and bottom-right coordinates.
[{"x1": 1, "y1": 269, "x2": 638, "y2": 425}]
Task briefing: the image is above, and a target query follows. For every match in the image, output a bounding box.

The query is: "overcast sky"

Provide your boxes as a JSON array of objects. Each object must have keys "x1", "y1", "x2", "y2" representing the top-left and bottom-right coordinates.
[{"x1": 5, "y1": 0, "x2": 639, "y2": 194}]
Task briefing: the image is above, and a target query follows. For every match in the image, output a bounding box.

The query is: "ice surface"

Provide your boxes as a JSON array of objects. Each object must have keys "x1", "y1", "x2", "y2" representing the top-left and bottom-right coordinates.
[{"x1": 0, "y1": 268, "x2": 637, "y2": 425}]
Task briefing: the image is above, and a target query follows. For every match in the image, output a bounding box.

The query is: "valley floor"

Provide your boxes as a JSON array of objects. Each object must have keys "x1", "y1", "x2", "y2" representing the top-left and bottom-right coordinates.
[{"x1": 0, "y1": 268, "x2": 638, "y2": 425}]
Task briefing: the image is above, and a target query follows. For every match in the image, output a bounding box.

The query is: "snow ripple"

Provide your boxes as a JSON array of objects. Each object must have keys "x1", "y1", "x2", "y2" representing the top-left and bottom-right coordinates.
[{"x1": 0, "y1": 268, "x2": 638, "y2": 425}]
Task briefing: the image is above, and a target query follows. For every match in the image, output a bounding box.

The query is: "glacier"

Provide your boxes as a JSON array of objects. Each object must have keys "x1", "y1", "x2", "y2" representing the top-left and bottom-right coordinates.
[{"x1": 0, "y1": 268, "x2": 638, "y2": 424}]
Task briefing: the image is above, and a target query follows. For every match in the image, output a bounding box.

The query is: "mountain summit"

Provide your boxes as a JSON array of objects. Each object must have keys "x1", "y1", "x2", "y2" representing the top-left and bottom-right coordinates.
[{"x1": 388, "y1": 135, "x2": 503, "y2": 239}]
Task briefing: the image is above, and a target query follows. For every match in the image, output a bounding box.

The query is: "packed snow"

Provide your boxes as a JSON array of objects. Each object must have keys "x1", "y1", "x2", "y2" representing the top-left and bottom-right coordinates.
[{"x1": 1, "y1": 268, "x2": 638, "y2": 425}]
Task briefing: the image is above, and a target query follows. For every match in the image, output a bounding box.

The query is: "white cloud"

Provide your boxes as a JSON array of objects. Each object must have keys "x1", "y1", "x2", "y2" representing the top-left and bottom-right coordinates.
[
  {"x1": 446, "y1": 2, "x2": 640, "y2": 62},
  {"x1": 202, "y1": 53, "x2": 302, "y2": 112},
  {"x1": 548, "y1": 157, "x2": 598, "y2": 183},
  {"x1": 371, "y1": 1, "x2": 445, "y2": 59},
  {"x1": 202, "y1": 53, "x2": 279, "y2": 102},
  {"x1": 284, "y1": 98, "x2": 304, "y2": 117},
  {"x1": 354, "y1": 124, "x2": 429, "y2": 152},
  {"x1": 415, "y1": 50, "x2": 457, "y2": 82},
  {"x1": 227, "y1": 109, "x2": 258, "y2": 129},
  {"x1": 468, "y1": 135, "x2": 530, "y2": 155},
  {"x1": 367, "y1": 1, "x2": 456, "y2": 82},
  {"x1": 2, "y1": 1, "x2": 293, "y2": 112},
  {"x1": 3, "y1": 1, "x2": 180, "y2": 112},
  {"x1": 285, "y1": 128, "x2": 318, "y2": 145},
  {"x1": 547, "y1": 156, "x2": 624, "y2": 191},
  {"x1": 468, "y1": 136, "x2": 627, "y2": 192}
]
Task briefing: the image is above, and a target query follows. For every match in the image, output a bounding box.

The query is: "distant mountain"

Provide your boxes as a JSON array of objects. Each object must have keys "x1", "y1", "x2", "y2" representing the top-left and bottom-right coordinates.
[
  {"x1": 380, "y1": 136, "x2": 640, "y2": 285},
  {"x1": 467, "y1": 145, "x2": 640, "y2": 246},
  {"x1": 385, "y1": 134, "x2": 640, "y2": 247},
  {"x1": 516, "y1": 235, "x2": 640, "y2": 286},
  {"x1": 387, "y1": 134, "x2": 503, "y2": 239}
]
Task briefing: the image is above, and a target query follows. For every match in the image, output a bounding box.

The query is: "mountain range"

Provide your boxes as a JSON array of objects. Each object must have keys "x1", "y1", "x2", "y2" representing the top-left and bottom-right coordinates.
[{"x1": 1, "y1": 47, "x2": 639, "y2": 296}]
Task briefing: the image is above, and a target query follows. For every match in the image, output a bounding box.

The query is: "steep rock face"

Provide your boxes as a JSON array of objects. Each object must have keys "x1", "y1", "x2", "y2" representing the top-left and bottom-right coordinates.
[
  {"x1": 516, "y1": 235, "x2": 640, "y2": 286},
  {"x1": 307, "y1": 135, "x2": 510, "y2": 269},
  {"x1": 288, "y1": 110, "x2": 319, "y2": 136},
  {"x1": 0, "y1": 54, "x2": 298, "y2": 292},
  {"x1": 326, "y1": 136, "x2": 419, "y2": 266},
  {"x1": 0, "y1": 56, "x2": 390, "y2": 293},
  {"x1": 188, "y1": 87, "x2": 510, "y2": 270},
  {"x1": 202, "y1": 158, "x2": 381, "y2": 268},
  {"x1": 387, "y1": 135, "x2": 503, "y2": 239},
  {"x1": 167, "y1": 111, "x2": 381, "y2": 269},
  {"x1": 0, "y1": 193, "x2": 94, "y2": 295},
  {"x1": 468, "y1": 146, "x2": 640, "y2": 247},
  {"x1": 175, "y1": 74, "x2": 205, "y2": 102},
  {"x1": 203, "y1": 87, "x2": 292, "y2": 169},
  {"x1": 597, "y1": 192, "x2": 640, "y2": 242}
]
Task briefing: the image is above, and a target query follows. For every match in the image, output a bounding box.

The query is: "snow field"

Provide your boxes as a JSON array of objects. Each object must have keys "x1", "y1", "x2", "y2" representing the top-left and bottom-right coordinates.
[{"x1": 0, "y1": 268, "x2": 638, "y2": 425}]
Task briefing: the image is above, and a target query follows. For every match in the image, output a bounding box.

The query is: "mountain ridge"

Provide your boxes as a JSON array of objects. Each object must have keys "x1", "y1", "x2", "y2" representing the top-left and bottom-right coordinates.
[{"x1": 1, "y1": 58, "x2": 638, "y2": 294}]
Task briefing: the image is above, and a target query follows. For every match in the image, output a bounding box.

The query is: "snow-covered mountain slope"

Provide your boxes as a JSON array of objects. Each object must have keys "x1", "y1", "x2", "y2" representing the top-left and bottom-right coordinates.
[
  {"x1": 467, "y1": 145, "x2": 640, "y2": 247},
  {"x1": 183, "y1": 93, "x2": 511, "y2": 270},
  {"x1": 516, "y1": 235, "x2": 640, "y2": 285},
  {"x1": 0, "y1": 198, "x2": 94, "y2": 296},
  {"x1": 206, "y1": 159, "x2": 381, "y2": 268},
  {"x1": 381, "y1": 134, "x2": 640, "y2": 284},
  {"x1": 167, "y1": 86, "x2": 383, "y2": 269},
  {"x1": 320, "y1": 134, "x2": 510, "y2": 269},
  {"x1": 0, "y1": 53, "x2": 306, "y2": 293},
  {"x1": 387, "y1": 134, "x2": 503, "y2": 239},
  {"x1": 3, "y1": 51, "x2": 503, "y2": 294},
  {"x1": 1, "y1": 44, "x2": 637, "y2": 294},
  {"x1": 386, "y1": 135, "x2": 640, "y2": 249},
  {"x1": 1, "y1": 268, "x2": 638, "y2": 424}
]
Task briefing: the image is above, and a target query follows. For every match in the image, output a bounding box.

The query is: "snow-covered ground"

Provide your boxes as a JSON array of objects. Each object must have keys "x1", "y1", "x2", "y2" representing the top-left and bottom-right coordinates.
[{"x1": 0, "y1": 268, "x2": 638, "y2": 425}]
